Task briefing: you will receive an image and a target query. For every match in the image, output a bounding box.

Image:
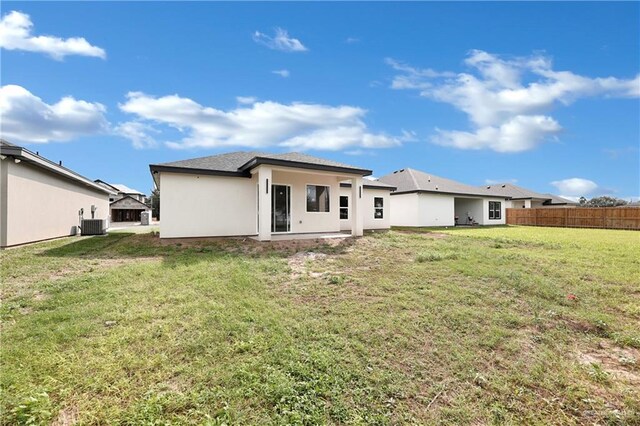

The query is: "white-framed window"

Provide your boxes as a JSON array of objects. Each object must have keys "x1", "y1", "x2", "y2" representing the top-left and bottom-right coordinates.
[
  {"x1": 374, "y1": 197, "x2": 384, "y2": 219},
  {"x1": 489, "y1": 201, "x2": 501, "y2": 220},
  {"x1": 306, "y1": 185, "x2": 330, "y2": 212},
  {"x1": 340, "y1": 196, "x2": 349, "y2": 219}
]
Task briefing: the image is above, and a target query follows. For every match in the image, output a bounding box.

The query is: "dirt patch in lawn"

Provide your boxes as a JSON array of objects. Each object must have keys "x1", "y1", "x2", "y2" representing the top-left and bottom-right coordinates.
[
  {"x1": 52, "y1": 405, "x2": 79, "y2": 426},
  {"x1": 159, "y1": 234, "x2": 355, "y2": 257},
  {"x1": 288, "y1": 251, "x2": 329, "y2": 279},
  {"x1": 393, "y1": 230, "x2": 450, "y2": 239},
  {"x1": 576, "y1": 340, "x2": 640, "y2": 385}
]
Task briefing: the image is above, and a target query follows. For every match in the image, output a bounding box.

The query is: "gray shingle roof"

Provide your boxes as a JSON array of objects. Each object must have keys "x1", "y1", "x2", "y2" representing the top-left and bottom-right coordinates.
[
  {"x1": 481, "y1": 183, "x2": 578, "y2": 205},
  {"x1": 378, "y1": 168, "x2": 505, "y2": 197},
  {"x1": 482, "y1": 183, "x2": 549, "y2": 200},
  {"x1": 156, "y1": 151, "x2": 263, "y2": 172},
  {"x1": 542, "y1": 193, "x2": 579, "y2": 205},
  {"x1": 151, "y1": 151, "x2": 371, "y2": 175}
]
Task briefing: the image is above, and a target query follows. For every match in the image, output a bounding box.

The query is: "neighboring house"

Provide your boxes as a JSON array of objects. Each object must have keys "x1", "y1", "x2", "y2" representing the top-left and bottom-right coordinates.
[
  {"x1": 0, "y1": 140, "x2": 111, "y2": 248},
  {"x1": 378, "y1": 168, "x2": 508, "y2": 227},
  {"x1": 94, "y1": 180, "x2": 151, "y2": 222},
  {"x1": 149, "y1": 152, "x2": 394, "y2": 241},
  {"x1": 482, "y1": 183, "x2": 579, "y2": 208}
]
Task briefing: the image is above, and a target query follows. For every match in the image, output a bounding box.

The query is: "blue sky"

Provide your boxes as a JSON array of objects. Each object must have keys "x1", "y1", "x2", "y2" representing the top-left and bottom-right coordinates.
[{"x1": 1, "y1": 2, "x2": 638, "y2": 200}]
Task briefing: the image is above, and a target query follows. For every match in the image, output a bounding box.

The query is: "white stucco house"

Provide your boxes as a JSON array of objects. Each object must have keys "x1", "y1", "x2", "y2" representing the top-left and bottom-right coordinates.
[
  {"x1": 378, "y1": 168, "x2": 508, "y2": 227},
  {"x1": 149, "y1": 152, "x2": 395, "y2": 241},
  {"x1": 481, "y1": 183, "x2": 578, "y2": 208},
  {"x1": 0, "y1": 140, "x2": 112, "y2": 248}
]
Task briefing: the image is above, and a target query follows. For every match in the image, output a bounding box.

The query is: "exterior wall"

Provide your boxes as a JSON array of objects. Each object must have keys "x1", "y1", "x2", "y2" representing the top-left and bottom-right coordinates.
[
  {"x1": 271, "y1": 170, "x2": 341, "y2": 234},
  {"x1": 508, "y1": 199, "x2": 571, "y2": 209},
  {"x1": 1, "y1": 160, "x2": 109, "y2": 247},
  {"x1": 159, "y1": 169, "x2": 354, "y2": 238},
  {"x1": 508, "y1": 200, "x2": 525, "y2": 209},
  {"x1": 454, "y1": 197, "x2": 485, "y2": 225},
  {"x1": 417, "y1": 193, "x2": 455, "y2": 227},
  {"x1": 388, "y1": 192, "x2": 506, "y2": 227},
  {"x1": 340, "y1": 187, "x2": 391, "y2": 230},
  {"x1": 389, "y1": 193, "x2": 420, "y2": 226},
  {"x1": 159, "y1": 172, "x2": 257, "y2": 238}
]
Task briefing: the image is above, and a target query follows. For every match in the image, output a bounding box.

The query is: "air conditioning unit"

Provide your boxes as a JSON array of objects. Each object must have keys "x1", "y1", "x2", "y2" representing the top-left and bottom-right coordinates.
[{"x1": 81, "y1": 219, "x2": 106, "y2": 235}]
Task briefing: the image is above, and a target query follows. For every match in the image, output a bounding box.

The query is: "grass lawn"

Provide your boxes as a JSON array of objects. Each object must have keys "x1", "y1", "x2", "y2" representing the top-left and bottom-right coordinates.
[{"x1": 1, "y1": 226, "x2": 639, "y2": 425}]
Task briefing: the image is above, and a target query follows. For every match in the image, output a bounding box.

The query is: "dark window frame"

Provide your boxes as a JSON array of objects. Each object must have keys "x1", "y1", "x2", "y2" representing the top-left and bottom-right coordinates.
[
  {"x1": 374, "y1": 197, "x2": 384, "y2": 219},
  {"x1": 339, "y1": 195, "x2": 349, "y2": 220},
  {"x1": 306, "y1": 185, "x2": 331, "y2": 213},
  {"x1": 489, "y1": 201, "x2": 502, "y2": 220}
]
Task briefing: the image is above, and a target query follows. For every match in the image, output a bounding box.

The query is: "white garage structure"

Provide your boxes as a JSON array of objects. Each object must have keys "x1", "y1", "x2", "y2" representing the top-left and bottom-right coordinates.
[
  {"x1": 150, "y1": 152, "x2": 393, "y2": 241},
  {"x1": 378, "y1": 168, "x2": 508, "y2": 227},
  {"x1": 0, "y1": 140, "x2": 111, "y2": 248}
]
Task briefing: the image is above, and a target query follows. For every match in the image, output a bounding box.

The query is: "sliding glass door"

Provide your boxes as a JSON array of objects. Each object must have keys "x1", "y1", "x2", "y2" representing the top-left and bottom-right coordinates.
[{"x1": 271, "y1": 185, "x2": 291, "y2": 233}]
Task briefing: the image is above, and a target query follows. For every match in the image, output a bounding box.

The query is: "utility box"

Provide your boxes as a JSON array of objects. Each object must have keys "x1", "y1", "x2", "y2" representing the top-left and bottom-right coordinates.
[
  {"x1": 140, "y1": 211, "x2": 150, "y2": 226},
  {"x1": 81, "y1": 219, "x2": 107, "y2": 235}
]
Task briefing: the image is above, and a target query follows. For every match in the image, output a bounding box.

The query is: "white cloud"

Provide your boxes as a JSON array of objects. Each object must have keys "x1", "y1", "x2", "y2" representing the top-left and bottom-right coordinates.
[
  {"x1": 114, "y1": 121, "x2": 157, "y2": 149},
  {"x1": 432, "y1": 115, "x2": 562, "y2": 153},
  {"x1": 385, "y1": 58, "x2": 455, "y2": 90},
  {"x1": 389, "y1": 50, "x2": 639, "y2": 152},
  {"x1": 603, "y1": 146, "x2": 639, "y2": 159},
  {"x1": 118, "y1": 91, "x2": 401, "y2": 151},
  {"x1": 399, "y1": 129, "x2": 418, "y2": 142},
  {"x1": 236, "y1": 96, "x2": 257, "y2": 105},
  {"x1": 0, "y1": 84, "x2": 108, "y2": 143},
  {"x1": 253, "y1": 28, "x2": 307, "y2": 52},
  {"x1": 0, "y1": 11, "x2": 105, "y2": 60},
  {"x1": 551, "y1": 178, "x2": 599, "y2": 198},
  {"x1": 272, "y1": 69, "x2": 290, "y2": 78},
  {"x1": 345, "y1": 37, "x2": 360, "y2": 44}
]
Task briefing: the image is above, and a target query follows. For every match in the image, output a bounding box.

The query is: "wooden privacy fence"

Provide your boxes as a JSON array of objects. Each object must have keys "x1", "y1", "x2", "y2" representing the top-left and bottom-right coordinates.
[{"x1": 506, "y1": 207, "x2": 640, "y2": 230}]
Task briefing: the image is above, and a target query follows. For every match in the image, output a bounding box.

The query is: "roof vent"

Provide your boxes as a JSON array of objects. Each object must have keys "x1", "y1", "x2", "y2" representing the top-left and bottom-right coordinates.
[
  {"x1": 59, "y1": 160, "x2": 63, "y2": 166},
  {"x1": 428, "y1": 175, "x2": 431, "y2": 182},
  {"x1": 435, "y1": 185, "x2": 439, "y2": 190},
  {"x1": 399, "y1": 168, "x2": 404, "y2": 173},
  {"x1": 486, "y1": 186, "x2": 491, "y2": 189},
  {"x1": 501, "y1": 184, "x2": 506, "y2": 188}
]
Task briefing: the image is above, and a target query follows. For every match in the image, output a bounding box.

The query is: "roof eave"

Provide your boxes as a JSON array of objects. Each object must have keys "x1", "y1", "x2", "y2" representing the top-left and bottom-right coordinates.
[
  {"x1": 340, "y1": 182, "x2": 397, "y2": 191},
  {"x1": 391, "y1": 189, "x2": 508, "y2": 198},
  {"x1": 1, "y1": 145, "x2": 112, "y2": 195},
  {"x1": 238, "y1": 157, "x2": 372, "y2": 176},
  {"x1": 149, "y1": 164, "x2": 252, "y2": 178}
]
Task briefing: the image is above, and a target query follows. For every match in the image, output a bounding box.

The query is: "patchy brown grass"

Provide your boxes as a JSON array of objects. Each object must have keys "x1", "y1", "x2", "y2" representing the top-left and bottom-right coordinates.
[{"x1": 1, "y1": 227, "x2": 639, "y2": 424}]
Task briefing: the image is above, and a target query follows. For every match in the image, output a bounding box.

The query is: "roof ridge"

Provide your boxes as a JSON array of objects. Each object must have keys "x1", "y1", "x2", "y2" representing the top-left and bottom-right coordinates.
[{"x1": 406, "y1": 168, "x2": 421, "y2": 191}]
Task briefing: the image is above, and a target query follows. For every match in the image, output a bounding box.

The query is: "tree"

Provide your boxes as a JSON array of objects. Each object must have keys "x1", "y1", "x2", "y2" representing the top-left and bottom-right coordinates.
[
  {"x1": 149, "y1": 188, "x2": 160, "y2": 219},
  {"x1": 585, "y1": 196, "x2": 628, "y2": 207}
]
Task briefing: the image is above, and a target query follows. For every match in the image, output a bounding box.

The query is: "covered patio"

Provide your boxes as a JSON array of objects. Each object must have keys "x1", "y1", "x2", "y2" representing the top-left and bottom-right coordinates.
[{"x1": 253, "y1": 164, "x2": 365, "y2": 241}]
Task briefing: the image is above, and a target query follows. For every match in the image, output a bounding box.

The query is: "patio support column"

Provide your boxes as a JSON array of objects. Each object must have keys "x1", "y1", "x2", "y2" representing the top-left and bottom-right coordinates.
[
  {"x1": 351, "y1": 176, "x2": 364, "y2": 237},
  {"x1": 257, "y1": 166, "x2": 272, "y2": 241}
]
